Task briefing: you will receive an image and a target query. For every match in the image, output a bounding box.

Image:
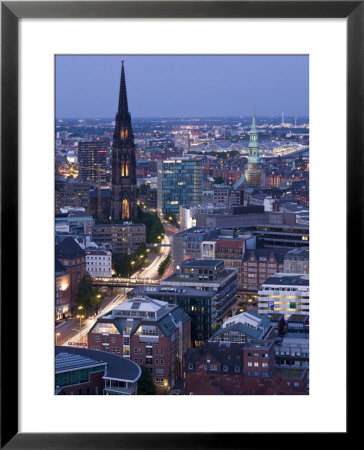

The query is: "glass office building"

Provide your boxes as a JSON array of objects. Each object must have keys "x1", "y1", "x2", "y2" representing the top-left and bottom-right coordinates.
[{"x1": 157, "y1": 158, "x2": 202, "y2": 215}]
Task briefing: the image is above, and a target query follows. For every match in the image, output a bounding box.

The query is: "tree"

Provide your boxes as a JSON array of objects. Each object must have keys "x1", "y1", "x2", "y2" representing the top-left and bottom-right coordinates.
[
  {"x1": 213, "y1": 176, "x2": 225, "y2": 184},
  {"x1": 76, "y1": 273, "x2": 103, "y2": 314},
  {"x1": 137, "y1": 365, "x2": 157, "y2": 395}
]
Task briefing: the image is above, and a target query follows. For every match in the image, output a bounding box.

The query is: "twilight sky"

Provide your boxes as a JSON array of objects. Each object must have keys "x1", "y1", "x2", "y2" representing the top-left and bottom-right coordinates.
[{"x1": 56, "y1": 55, "x2": 309, "y2": 118}]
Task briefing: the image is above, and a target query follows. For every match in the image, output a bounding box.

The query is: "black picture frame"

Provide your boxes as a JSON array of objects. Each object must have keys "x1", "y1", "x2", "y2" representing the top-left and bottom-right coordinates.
[{"x1": 1, "y1": 1, "x2": 355, "y2": 448}]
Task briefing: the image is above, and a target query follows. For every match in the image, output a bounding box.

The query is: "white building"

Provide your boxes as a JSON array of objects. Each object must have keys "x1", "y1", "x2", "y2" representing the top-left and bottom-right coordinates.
[
  {"x1": 258, "y1": 273, "x2": 309, "y2": 318},
  {"x1": 179, "y1": 203, "x2": 228, "y2": 231},
  {"x1": 86, "y1": 249, "x2": 112, "y2": 277}
]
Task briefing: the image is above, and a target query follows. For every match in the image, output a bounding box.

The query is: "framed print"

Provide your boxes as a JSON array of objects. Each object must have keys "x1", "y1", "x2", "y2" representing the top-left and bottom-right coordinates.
[{"x1": 1, "y1": 0, "x2": 357, "y2": 448}]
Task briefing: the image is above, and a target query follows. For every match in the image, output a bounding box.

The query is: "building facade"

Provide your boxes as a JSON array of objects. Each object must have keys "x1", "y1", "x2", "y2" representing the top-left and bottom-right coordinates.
[
  {"x1": 55, "y1": 237, "x2": 86, "y2": 304},
  {"x1": 283, "y1": 248, "x2": 309, "y2": 274},
  {"x1": 55, "y1": 259, "x2": 71, "y2": 320},
  {"x1": 157, "y1": 159, "x2": 203, "y2": 216},
  {"x1": 258, "y1": 273, "x2": 309, "y2": 317},
  {"x1": 241, "y1": 248, "x2": 287, "y2": 291},
  {"x1": 78, "y1": 141, "x2": 107, "y2": 183},
  {"x1": 86, "y1": 248, "x2": 112, "y2": 277},
  {"x1": 111, "y1": 60, "x2": 137, "y2": 220},
  {"x1": 92, "y1": 222, "x2": 146, "y2": 254},
  {"x1": 88, "y1": 296, "x2": 191, "y2": 393}
]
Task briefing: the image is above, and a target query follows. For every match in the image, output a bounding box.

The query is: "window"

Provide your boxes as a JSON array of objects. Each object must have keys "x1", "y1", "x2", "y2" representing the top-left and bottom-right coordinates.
[
  {"x1": 160, "y1": 349, "x2": 164, "y2": 356},
  {"x1": 254, "y1": 362, "x2": 259, "y2": 367},
  {"x1": 134, "y1": 348, "x2": 138, "y2": 354},
  {"x1": 160, "y1": 360, "x2": 164, "y2": 366},
  {"x1": 95, "y1": 336, "x2": 100, "y2": 342},
  {"x1": 139, "y1": 348, "x2": 143, "y2": 354},
  {"x1": 247, "y1": 362, "x2": 252, "y2": 367},
  {"x1": 155, "y1": 349, "x2": 159, "y2": 355},
  {"x1": 156, "y1": 360, "x2": 159, "y2": 365},
  {"x1": 156, "y1": 378, "x2": 164, "y2": 386}
]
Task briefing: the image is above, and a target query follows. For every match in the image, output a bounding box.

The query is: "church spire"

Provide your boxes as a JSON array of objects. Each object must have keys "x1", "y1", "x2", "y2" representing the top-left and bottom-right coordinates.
[
  {"x1": 251, "y1": 106, "x2": 257, "y2": 133},
  {"x1": 118, "y1": 59, "x2": 129, "y2": 120}
]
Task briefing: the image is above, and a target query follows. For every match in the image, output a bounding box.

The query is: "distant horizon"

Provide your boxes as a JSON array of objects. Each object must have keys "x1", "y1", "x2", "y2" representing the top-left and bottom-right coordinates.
[
  {"x1": 56, "y1": 114, "x2": 309, "y2": 121},
  {"x1": 56, "y1": 55, "x2": 309, "y2": 118}
]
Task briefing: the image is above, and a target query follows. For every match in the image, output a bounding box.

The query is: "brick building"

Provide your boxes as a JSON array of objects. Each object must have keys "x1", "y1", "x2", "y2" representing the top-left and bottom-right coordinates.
[
  {"x1": 88, "y1": 296, "x2": 191, "y2": 393},
  {"x1": 55, "y1": 237, "x2": 86, "y2": 304},
  {"x1": 184, "y1": 341, "x2": 308, "y2": 395},
  {"x1": 55, "y1": 259, "x2": 71, "y2": 320},
  {"x1": 241, "y1": 248, "x2": 287, "y2": 291}
]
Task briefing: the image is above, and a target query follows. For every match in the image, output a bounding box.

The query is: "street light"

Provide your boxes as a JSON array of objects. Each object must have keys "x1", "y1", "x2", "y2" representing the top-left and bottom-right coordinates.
[
  {"x1": 56, "y1": 332, "x2": 60, "y2": 345},
  {"x1": 76, "y1": 314, "x2": 85, "y2": 337}
]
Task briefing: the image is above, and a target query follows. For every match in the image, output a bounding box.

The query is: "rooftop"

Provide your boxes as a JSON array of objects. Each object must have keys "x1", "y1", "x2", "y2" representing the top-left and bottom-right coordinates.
[
  {"x1": 55, "y1": 237, "x2": 86, "y2": 260},
  {"x1": 179, "y1": 258, "x2": 224, "y2": 269},
  {"x1": 55, "y1": 346, "x2": 141, "y2": 382},
  {"x1": 273, "y1": 367, "x2": 306, "y2": 379},
  {"x1": 262, "y1": 273, "x2": 309, "y2": 287}
]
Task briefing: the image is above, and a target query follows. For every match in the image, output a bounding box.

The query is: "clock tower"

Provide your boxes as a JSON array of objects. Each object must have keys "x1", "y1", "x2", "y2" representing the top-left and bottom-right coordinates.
[{"x1": 111, "y1": 60, "x2": 137, "y2": 221}]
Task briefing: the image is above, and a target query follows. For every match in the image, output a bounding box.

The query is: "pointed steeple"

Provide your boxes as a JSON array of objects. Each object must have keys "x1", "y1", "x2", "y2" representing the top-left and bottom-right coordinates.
[
  {"x1": 118, "y1": 59, "x2": 129, "y2": 120},
  {"x1": 249, "y1": 106, "x2": 259, "y2": 150},
  {"x1": 251, "y1": 106, "x2": 257, "y2": 133}
]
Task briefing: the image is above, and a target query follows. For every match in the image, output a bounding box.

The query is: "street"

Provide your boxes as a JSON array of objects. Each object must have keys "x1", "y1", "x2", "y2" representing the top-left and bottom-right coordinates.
[{"x1": 57, "y1": 225, "x2": 176, "y2": 347}]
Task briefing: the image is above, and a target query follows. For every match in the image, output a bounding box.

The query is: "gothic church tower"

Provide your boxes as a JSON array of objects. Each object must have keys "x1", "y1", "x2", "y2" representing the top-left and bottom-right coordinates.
[{"x1": 111, "y1": 60, "x2": 137, "y2": 221}]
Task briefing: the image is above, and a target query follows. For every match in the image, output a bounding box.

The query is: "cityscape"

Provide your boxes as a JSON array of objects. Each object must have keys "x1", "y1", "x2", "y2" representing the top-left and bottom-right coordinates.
[{"x1": 55, "y1": 55, "x2": 309, "y2": 395}]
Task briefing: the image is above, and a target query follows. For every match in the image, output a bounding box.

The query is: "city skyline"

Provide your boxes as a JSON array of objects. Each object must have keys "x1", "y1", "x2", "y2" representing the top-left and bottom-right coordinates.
[{"x1": 56, "y1": 55, "x2": 309, "y2": 118}]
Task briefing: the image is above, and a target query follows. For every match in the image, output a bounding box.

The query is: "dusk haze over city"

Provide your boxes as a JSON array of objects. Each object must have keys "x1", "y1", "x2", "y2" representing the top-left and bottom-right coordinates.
[{"x1": 55, "y1": 55, "x2": 309, "y2": 396}]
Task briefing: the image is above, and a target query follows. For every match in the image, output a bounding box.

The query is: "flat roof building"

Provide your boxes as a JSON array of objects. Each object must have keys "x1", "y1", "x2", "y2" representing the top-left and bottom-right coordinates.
[{"x1": 258, "y1": 273, "x2": 309, "y2": 318}]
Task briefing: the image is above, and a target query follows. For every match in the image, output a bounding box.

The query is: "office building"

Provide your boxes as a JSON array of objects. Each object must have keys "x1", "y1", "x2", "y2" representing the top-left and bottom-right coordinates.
[
  {"x1": 88, "y1": 296, "x2": 191, "y2": 393},
  {"x1": 157, "y1": 158, "x2": 202, "y2": 216},
  {"x1": 92, "y1": 222, "x2": 146, "y2": 255},
  {"x1": 78, "y1": 141, "x2": 107, "y2": 183},
  {"x1": 257, "y1": 273, "x2": 309, "y2": 317}
]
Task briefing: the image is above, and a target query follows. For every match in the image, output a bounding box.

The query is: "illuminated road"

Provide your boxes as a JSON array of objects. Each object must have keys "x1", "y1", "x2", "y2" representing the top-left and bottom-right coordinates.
[{"x1": 60, "y1": 230, "x2": 173, "y2": 347}]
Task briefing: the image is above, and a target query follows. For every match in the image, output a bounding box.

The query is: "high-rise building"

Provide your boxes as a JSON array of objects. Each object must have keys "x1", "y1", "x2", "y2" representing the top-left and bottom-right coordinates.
[
  {"x1": 78, "y1": 141, "x2": 107, "y2": 183},
  {"x1": 245, "y1": 108, "x2": 262, "y2": 187},
  {"x1": 157, "y1": 158, "x2": 202, "y2": 216},
  {"x1": 111, "y1": 60, "x2": 137, "y2": 220}
]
